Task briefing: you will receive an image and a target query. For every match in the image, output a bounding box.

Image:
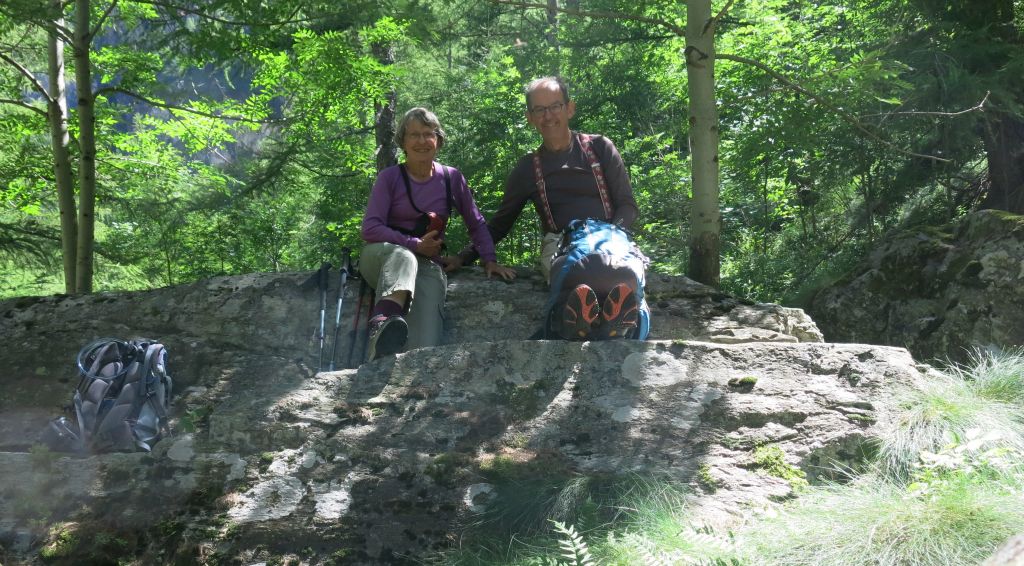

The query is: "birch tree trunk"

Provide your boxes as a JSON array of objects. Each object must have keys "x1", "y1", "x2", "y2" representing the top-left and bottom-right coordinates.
[
  {"x1": 685, "y1": 0, "x2": 721, "y2": 287},
  {"x1": 47, "y1": 2, "x2": 77, "y2": 293},
  {"x1": 73, "y1": 0, "x2": 96, "y2": 293}
]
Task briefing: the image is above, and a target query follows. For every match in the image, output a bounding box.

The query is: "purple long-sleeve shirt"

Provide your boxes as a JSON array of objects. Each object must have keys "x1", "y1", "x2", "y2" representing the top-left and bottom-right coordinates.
[{"x1": 361, "y1": 162, "x2": 498, "y2": 263}]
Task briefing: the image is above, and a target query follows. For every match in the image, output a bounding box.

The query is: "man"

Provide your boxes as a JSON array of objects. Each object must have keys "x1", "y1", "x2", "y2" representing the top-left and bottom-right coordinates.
[{"x1": 446, "y1": 76, "x2": 642, "y2": 339}]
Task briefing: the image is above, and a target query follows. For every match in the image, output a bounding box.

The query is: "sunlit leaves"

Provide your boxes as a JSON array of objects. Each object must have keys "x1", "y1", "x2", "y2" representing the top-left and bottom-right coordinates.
[
  {"x1": 251, "y1": 24, "x2": 394, "y2": 175},
  {"x1": 115, "y1": 1, "x2": 159, "y2": 28},
  {"x1": 359, "y1": 15, "x2": 406, "y2": 47},
  {"x1": 93, "y1": 47, "x2": 162, "y2": 89}
]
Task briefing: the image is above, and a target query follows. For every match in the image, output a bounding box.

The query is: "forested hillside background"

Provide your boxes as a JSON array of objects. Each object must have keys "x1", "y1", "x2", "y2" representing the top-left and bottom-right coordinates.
[{"x1": 2, "y1": 0, "x2": 1022, "y2": 304}]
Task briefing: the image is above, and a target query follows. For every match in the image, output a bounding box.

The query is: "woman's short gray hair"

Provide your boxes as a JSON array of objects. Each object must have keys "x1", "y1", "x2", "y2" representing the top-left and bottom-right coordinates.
[{"x1": 395, "y1": 107, "x2": 446, "y2": 149}]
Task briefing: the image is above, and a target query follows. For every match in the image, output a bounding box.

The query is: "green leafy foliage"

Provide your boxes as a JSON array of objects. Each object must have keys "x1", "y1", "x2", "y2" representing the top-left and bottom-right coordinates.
[
  {"x1": 1, "y1": 0, "x2": 1021, "y2": 309},
  {"x1": 1, "y1": 2, "x2": 407, "y2": 293}
]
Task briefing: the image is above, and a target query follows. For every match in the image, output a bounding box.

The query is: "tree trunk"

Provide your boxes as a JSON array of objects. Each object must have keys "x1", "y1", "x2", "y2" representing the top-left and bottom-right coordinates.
[
  {"x1": 918, "y1": 0, "x2": 1024, "y2": 214},
  {"x1": 979, "y1": 112, "x2": 1024, "y2": 214},
  {"x1": 372, "y1": 43, "x2": 397, "y2": 172},
  {"x1": 73, "y1": 0, "x2": 96, "y2": 293},
  {"x1": 546, "y1": 0, "x2": 560, "y2": 75},
  {"x1": 47, "y1": 4, "x2": 77, "y2": 293},
  {"x1": 978, "y1": 0, "x2": 1024, "y2": 214},
  {"x1": 685, "y1": 0, "x2": 721, "y2": 288}
]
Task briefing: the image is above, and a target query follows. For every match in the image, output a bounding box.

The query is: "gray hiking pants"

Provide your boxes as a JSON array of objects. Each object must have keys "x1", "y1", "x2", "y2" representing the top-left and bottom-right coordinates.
[{"x1": 359, "y1": 242, "x2": 447, "y2": 349}]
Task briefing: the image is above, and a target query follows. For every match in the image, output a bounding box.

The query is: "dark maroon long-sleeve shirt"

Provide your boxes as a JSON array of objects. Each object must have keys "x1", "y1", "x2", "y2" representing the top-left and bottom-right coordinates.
[{"x1": 460, "y1": 132, "x2": 638, "y2": 263}]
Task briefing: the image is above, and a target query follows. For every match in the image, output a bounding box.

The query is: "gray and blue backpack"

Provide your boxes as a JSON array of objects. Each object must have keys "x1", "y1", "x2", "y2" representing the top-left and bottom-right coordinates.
[{"x1": 43, "y1": 338, "x2": 172, "y2": 453}]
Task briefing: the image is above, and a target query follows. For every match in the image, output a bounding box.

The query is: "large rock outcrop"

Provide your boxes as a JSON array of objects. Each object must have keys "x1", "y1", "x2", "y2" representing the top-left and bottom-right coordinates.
[
  {"x1": 0, "y1": 268, "x2": 820, "y2": 451},
  {"x1": 810, "y1": 210, "x2": 1024, "y2": 363},
  {"x1": 1, "y1": 340, "x2": 924, "y2": 564},
  {"x1": 3, "y1": 268, "x2": 929, "y2": 565}
]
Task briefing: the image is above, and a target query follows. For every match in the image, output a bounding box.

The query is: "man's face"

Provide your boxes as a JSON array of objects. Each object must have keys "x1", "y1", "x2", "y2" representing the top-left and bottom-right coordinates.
[{"x1": 526, "y1": 83, "x2": 575, "y2": 141}]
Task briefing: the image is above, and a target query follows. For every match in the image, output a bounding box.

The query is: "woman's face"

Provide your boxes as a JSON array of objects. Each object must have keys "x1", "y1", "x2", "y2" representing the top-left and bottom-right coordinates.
[{"x1": 402, "y1": 120, "x2": 439, "y2": 164}]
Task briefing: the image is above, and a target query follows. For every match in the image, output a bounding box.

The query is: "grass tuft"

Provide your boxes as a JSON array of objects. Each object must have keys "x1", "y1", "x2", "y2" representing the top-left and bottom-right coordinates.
[
  {"x1": 736, "y1": 472, "x2": 1024, "y2": 566},
  {"x1": 879, "y1": 348, "x2": 1024, "y2": 479}
]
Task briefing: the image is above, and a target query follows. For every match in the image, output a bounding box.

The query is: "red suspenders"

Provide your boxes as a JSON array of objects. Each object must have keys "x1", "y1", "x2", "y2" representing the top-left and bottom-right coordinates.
[{"x1": 532, "y1": 133, "x2": 613, "y2": 232}]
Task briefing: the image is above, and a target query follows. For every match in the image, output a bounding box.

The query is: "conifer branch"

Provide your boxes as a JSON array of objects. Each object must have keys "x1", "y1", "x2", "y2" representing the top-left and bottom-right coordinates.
[
  {"x1": 90, "y1": 0, "x2": 119, "y2": 38},
  {"x1": 858, "y1": 92, "x2": 989, "y2": 119},
  {"x1": 0, "y1": 3, "x2": 75, "y2": 42},
  {"x1": 492, "y1": 0, "x2": 686, "y2": 37},
  {"x1": 94, "y1": 87, "x2": 284, "y2": 125},
  {"x1": 52, "y1": 23, "x2": 74, "y2": 45},
  {"x1": 718, "y1": 52, "x2": 951, "y2": 163},
  {"x1": 494, "y1": 0, "x2": 951, "y2": 165},
  {"x1": 134, "y1": 0, "x2": 314, "y2": 27}
]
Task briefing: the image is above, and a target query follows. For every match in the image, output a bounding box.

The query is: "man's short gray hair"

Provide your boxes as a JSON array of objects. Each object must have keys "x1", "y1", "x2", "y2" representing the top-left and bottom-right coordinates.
[
  {"x1": 525, "y1": 76, "x2": 570, "y2": 107},
  {"x1": 395, "y1": 107, "x2": 447, "y2": 149}
]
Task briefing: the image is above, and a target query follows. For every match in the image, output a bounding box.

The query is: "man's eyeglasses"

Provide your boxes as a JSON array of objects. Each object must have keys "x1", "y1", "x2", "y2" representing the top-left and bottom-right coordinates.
[
  {"x1": 529, "y1": 102, "x2": 566, "y2": 116},
  {"x1": 406, "y1": 131, "x2": 438, "y2": 141}
]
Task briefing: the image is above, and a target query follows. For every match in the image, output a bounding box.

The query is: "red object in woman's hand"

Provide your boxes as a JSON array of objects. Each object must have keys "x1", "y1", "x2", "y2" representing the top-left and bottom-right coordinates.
[{"x1": 427, "y1": 212, "x2": 446, "y2": 234}]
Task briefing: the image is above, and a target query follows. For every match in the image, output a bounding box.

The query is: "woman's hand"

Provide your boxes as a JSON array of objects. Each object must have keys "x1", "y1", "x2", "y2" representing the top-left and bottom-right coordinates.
[
  {"x1": 415, "y1": 230, "x2": 443, "y2": 257},
  {"x1": 484, "y1": 261, "x2": 517, "y2": 281}
]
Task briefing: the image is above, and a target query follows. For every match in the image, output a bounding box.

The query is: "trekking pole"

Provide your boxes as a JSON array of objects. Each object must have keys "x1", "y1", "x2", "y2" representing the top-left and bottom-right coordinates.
[
  {"x1": 347, "y1": 276, "x2": 367, "y2": 369},
  {"x1": 315, "y1": 262, "x2": 331, "y2": 372},
  {"x1": 328, "y1": 247, "x2": 352, "y2": 371}
]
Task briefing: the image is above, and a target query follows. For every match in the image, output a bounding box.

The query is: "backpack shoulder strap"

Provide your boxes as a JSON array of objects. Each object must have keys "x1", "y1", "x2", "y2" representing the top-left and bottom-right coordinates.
[
  {"x1": 577, "y1": 133, "x2": 613, "y2": 221},
  {"x1": 532, "y1": 151, "x2": 557, "y2": 232},
  {"x1": 441, "y1": 165, "x2": 454, "y2": 215},
  {"x1": 140, "y1": 342, "x2": 171, "y2": 431},
  {"x1": 398, "y1": 164, "x2": 426, "y2": 215}
]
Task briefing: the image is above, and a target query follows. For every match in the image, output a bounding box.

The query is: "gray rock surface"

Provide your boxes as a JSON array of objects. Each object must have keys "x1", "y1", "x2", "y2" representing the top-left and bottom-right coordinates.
[
  {"x1": 2, "y1": 339, "x2": 924, "y2": 564},
  {"x1": 810, "y1": 210, "x2": 1024, "y2": 363},
  {"x1": 983, "y1": 533, "x2": 1024, "y2": 566},
  {"x1": 2, "y1": 268, "x2": 897, "y2": 564}
]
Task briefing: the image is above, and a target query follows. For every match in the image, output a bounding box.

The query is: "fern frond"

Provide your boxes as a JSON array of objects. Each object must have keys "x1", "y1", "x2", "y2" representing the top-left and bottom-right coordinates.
[
  {"x1": 687, "y1": 531, "x2": 734, "y2": 557},
  {"x1": 622, "y1": 532, "x2": 676, "y2": 566},
  {"x1": 551, "y1": 520, "x2": 596, "y2": 566}
]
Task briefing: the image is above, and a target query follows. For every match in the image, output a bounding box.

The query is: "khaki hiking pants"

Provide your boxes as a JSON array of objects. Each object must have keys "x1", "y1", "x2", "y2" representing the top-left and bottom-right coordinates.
[
  {"x1": 540, "y1": 231, "x2": 562, "y2": 284},
  {"x1": 359, "y1": 242, "x2": 447, "y2": 349}
]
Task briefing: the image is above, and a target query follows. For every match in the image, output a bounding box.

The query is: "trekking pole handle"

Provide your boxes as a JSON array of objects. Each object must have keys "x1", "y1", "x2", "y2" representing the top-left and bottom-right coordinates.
[
  {"x1": 334, "y1": 247, "x2": 351, "y2": 327},
  {"x1": 318, "y1": 264, "x2": 329, "y2": 312},
  {"x1": 328, "y1": 249, "x2": 352, "y2": 372},
  {"x1": 333, "y1": 264, "x2": 348, "y2": 328},
  {"x1": 340, "y1": 247, "x2": 352, "y2": 276}
]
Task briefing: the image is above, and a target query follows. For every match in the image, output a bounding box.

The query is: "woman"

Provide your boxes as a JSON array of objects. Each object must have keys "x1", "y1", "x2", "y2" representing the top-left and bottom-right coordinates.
[{"x1": 360, "y1": 107, "x2": 516, "y2": 361}]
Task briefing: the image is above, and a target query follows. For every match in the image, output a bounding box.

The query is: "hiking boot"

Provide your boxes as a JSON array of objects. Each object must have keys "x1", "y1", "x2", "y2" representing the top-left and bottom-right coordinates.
[
  {"x1": 562, "y1": 284, "x2": 600, "y2": 340},
  {"x1": 367, "y1": 314, "x2": 408, "y2": 361},
  {"x1": 599, "y1": 283, "x2": 639, "y2": 338}
]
